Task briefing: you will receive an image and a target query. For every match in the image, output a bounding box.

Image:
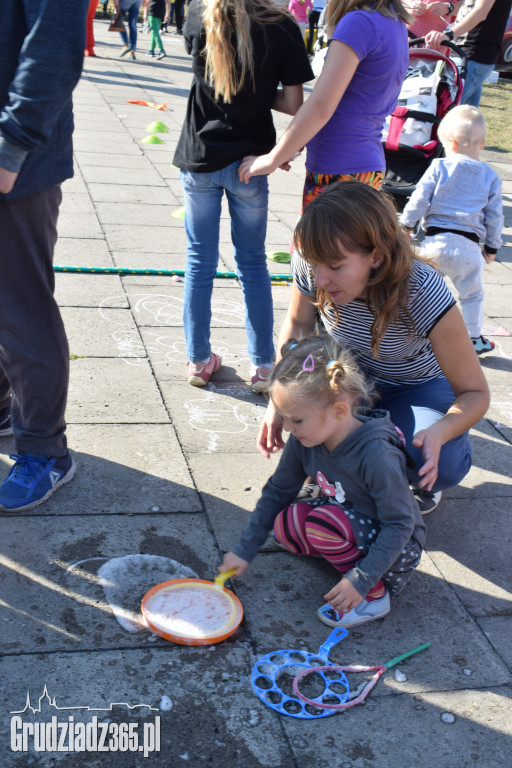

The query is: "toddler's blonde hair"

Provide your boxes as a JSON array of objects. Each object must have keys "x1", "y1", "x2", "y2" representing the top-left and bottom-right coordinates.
[
  {"x1": 437, "y1": 105, "x2": 486, "y2": 150},
  {"x1": 269, "y1": 336, "x2": 375, "y2": 408}
]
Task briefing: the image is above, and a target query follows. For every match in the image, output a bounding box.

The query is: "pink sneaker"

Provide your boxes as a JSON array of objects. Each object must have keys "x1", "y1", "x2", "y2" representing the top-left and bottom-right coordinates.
[
  {"x1": 250, "y1": 365, "x2": 273, "y2": 393},
  {"x1": 187, "y1": 353, "x2": 222, "y2": 386}
]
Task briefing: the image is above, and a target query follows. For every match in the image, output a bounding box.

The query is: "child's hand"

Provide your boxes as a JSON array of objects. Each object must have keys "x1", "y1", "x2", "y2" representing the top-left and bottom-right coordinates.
[
  {"x1": 239, "y1": 153, "x2": 278, "y2": 184},
  {"x1": 324, "y1": 578, "x2": 363, "y2": 614},
  {"x1": 219, "y1": 552, "x2": 249, "y2": 578},
  {"x1": 482, "y1": 248, "x2": 495, "y2": 265}
]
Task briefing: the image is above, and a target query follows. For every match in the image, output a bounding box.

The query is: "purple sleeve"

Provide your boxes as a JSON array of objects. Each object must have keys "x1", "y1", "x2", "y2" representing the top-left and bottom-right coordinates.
[{"x1": 331, "y1": 11, "x2": 377, "y2": 60}]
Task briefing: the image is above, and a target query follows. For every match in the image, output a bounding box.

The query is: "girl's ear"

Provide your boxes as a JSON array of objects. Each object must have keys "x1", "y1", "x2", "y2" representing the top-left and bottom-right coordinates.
[{"x1": 333, "y1": 400, "x2": 350, "y2": 420}]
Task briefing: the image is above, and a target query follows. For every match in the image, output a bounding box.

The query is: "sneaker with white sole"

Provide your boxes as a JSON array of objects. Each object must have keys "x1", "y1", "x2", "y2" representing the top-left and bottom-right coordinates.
[
  {"x1": 472, "y1": 335, "x2": 495, "y2": 355},
  {"x1": 412, "y1": 489, "x2": 442, "y2": 515},
  {"x1": 317, "y1": 591, "x2": 390, "y2": 628},
  {"x1": 0, "y1": 405, "x2": 12, "y2": 437},
  {"x1": 250, "y1": 365, "x2": 273, "y2": 393},
  {"x1": 0, "y1": 451, "x2": 76, "y2": 512},
  {"x1": 154, "y1": 50, "x2": 166, "y2": 60},
  {"x1": 187, "y1": 353, "x2": 222, "y2": 386}
]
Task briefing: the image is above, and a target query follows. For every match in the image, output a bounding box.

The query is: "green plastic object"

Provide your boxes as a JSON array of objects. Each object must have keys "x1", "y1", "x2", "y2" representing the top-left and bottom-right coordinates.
[
  {"x1": 267, "y1": 251, "x2": 291, "y2": 263},
  {"x1": 146, "y1": 120, "x2": 169, "y2": 133},
  {"x1": 383, "y1": 642, "x2": 431, "y2": 669},
  {"x1": 140, "y1": 135, "x2": 165, "y2": 144},
  {"x1": 171, "y1": 207, "x2": 186, "y2": 219}
]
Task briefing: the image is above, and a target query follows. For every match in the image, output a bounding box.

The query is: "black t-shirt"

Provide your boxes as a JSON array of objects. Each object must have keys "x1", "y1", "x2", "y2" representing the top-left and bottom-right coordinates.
[
  {"x1": 147, "y1": 0, "x2": 167, "y2": 19},
  {"x1": 173, "y1": 0, "x2": 314, "y2": 172},
  {"x1": 462, "y1": 0, "x2": 512, "y2": 64}
]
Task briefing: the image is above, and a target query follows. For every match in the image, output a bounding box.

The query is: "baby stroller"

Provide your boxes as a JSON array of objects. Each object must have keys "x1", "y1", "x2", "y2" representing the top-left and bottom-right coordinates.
[{"x1": 382, "y1": 38, "x2": 467, "y2": 211}]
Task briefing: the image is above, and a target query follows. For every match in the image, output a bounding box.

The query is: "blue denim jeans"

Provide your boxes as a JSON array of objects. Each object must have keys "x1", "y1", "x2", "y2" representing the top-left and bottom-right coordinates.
[
  {"x1": 376, "y1": 377, "x2": 472, "y2": 492},
  {"x1": 460, "y1": 59, "x2": 495, "y2": 107},
  {"x1": 180, "y1": 162, "x2": 274, "y2": 366},
  {"x1": 119, "y1": 1, "x2": 141, "y2": 51}
]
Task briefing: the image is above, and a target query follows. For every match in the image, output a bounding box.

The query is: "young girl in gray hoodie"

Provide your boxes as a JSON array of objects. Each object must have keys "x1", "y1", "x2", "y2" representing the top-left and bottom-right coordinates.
[{"x1": 220, "y1": 335, "x2": 425, "y2": 629}]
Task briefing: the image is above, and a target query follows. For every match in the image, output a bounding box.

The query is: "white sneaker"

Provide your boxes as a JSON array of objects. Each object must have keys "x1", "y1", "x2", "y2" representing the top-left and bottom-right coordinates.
[{"x1": 317, "y1": 591, "x2": 390, "y2": 628}]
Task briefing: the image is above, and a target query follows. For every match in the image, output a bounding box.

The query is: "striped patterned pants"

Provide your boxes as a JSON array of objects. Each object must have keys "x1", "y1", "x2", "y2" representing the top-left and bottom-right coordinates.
[{"x1": 273, "y1": 501, "x2": 386, "y2": 601}]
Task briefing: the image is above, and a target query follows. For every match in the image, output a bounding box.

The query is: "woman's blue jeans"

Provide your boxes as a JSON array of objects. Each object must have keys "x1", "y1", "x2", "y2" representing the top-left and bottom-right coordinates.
[
  {"x1": 376, "y1": 376, "x2": 472, "y2": 492},
  {"x1": 119, "y1": 1, "x2": 141, "y2": 50},
  {"x1": 180, "y1": 162, "x2": 275, "y2": 366},
  {"x1": 460, "y1": 59, "x2": 495, "y2": 107}
]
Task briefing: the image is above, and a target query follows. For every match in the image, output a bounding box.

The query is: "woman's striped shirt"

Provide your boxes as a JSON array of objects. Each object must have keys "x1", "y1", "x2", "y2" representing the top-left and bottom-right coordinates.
[{"x1": 292, "y1": 254, "x2": 456, "y2": 384}]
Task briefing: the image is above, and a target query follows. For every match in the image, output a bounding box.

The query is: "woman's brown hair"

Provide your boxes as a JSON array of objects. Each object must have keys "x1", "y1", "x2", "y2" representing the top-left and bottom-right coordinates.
[
  {"x1": 293, "y1": 181, "x2": 415, "y2": 357},
  {"x1": 326, "y1": 0, "x2": 412, "y2": 34}
]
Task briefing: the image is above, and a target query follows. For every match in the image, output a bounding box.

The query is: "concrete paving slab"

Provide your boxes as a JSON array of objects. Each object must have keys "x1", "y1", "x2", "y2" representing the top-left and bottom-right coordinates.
[
  {"x1": 61, "y1": 306, "x2": 143, "y2": 359},
  {"x1": 55, "y1": 274, "x2": 127, "y2": 309},
  {"x1": 425, "y1": 498, "x2": 512, "y2": 616},
  {"x1": 442, "y1": 418, "x2": 512, "y2": 498},
  {"x1": 162, "y1": 382, "x2": 267, "y2": 454},
  {"x1": 141, "y1": 326, "x2": 264, "y2": 381},
  {"x1": 0, "y1": 512, "x2": 222, "y2": 653},
  {"x1": 55, "y1": 237, "x2": 113, "y2": 268},
  {"x1": 0, "y1": 423, "x2": 198, "y2": 517},
  {"x1": 86, "y1": 181, "x2": 178, "y2": 204},
  {"x1": 75, "y1": 151, "x2": 149, "y2": 169},
  {"x1": 478, "y1": 615, "x2": 512, "y2": 667},
  {"x1": 125, "y1": 284, "x2": 246, "y2": 327},
  {"x1": 96, "y1": 201, "x2": 177, "y2": 227},
  {"x1": 234, "y1": 552, "x2": 511, "y2": 692},
  {"x1": 57, "y1": 212, "x2": 103, "y2": 240},
  {"x1": 79, "y1": 166, "x2": 166, "y2": 186},
  {"x1": 187, "y1": 451, "x2": 277, "y2": 554},
  {"x1": 103, "y1": 222, "x2": 187, "y2": 252},
  {"x1": 1, "y1": 646, "x2": 294, "y2": 768},
  {"x1": 281, "y1": 686, "x2": 512, "y2": 768},
  {"x1": 66, "y1": 358, "x2": 168, "y2": 423}
]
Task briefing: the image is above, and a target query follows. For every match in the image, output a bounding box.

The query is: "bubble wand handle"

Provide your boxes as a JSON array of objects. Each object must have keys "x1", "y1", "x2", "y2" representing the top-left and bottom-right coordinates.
[{"x1": 383, "y1": 642, "x2": 431, "y2": 670}]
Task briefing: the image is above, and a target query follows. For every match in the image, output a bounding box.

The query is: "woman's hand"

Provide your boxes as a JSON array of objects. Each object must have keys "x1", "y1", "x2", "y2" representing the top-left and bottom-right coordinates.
[
  {"x1": 257, "y1": 401, "x2": 285, "y2": 458},
  {"x1": 424, "y1": 29, "x2": 446, "y2": 49},
  {"x1": 429, "y1": 1, "x2": 451, "y2": 16},
  {"x1": 0, "y1": 167, "x2": 18, "y2": 195},
  {"x1": 324, "y1": 577, "x2": 363, "y2": 614},
  {"x1": 412, "y1": 424, "x2": 443, "y2": 490},
  {"x1": 219, "y1": 552, "x2": 250, "y2": 578}
]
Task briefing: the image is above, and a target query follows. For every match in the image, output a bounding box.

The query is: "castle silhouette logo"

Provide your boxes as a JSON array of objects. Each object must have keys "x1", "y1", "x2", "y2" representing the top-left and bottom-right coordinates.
[
  {"x1": 10, "y1": 686, "x2": 161, "y2": 755},
  {"x1": 10, "y1": 685, "x2": 159, "y2": 714}
]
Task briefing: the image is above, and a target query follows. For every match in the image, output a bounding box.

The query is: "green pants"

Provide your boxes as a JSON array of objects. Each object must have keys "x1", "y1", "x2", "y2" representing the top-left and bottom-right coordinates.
[{"x1": 148, "y1": 15, "x2": 163, "y2": 52}]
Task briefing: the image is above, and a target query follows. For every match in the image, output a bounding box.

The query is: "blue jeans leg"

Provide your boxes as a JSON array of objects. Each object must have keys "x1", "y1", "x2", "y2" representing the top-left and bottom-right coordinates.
[
  {"x1": 461, "y1": 59, "x2": 495, "y2": 107},
  {"x1": 181, "y1": 163, "x2": 274, "y2": 366},
  {"x1": 119, "y1": 1, "x2": 140, "y2": 49},
  {"x1": 181, "y1": 170, "x2": 223, "y2": 363},
  {"x1": 375, "y1": 377, "x2": 472, "y2": 491},
  {"x1": 225, "y1": 165, "x2": 274, "y2": 366}
]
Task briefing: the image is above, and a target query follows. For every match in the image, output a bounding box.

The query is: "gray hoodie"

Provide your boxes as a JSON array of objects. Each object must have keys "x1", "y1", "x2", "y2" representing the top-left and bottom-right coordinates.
[{"x1": 233, "y1": 408, "x2": 426, "y2": 597}]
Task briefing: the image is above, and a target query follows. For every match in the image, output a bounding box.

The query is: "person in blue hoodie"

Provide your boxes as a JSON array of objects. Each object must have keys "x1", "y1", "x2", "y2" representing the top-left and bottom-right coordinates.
[{"x1": 0, "y1": 0, "x2": 87, "y2": 512}]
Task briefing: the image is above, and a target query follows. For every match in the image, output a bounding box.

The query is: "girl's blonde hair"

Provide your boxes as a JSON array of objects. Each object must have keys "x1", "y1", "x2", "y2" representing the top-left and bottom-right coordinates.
[
  {"x1": 202, "y1": 0, "x2": 292, "y2": 103},
  {"x1": 437, "y1": 105, "x2": 486, "y2": 150},
  {"x1": 326, "y1": 0, "x2": 412, "y2": 35},
  {"x1": 294, "y1": 181, "x2": 415, "y2": 358},
  {"x1": 269, "y1": 336, "x2": 375, "y2": 408}
]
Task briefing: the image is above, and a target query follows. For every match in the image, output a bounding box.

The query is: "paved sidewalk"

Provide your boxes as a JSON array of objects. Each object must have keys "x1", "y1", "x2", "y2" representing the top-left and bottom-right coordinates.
[{"x1": 1, "y1": 18, "x2": 512, "y2": 768}]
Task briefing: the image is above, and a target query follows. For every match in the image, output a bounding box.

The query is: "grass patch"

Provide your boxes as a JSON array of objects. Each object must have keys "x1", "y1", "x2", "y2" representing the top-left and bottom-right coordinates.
[{"x1": 479, "y1": 79, "x2": 512, "y2": 153}]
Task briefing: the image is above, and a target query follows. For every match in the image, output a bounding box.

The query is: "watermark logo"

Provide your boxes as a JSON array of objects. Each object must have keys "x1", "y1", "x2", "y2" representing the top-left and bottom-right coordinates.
[{"x1": 10, "y1": 686, "x2": 160, "y2": 756}]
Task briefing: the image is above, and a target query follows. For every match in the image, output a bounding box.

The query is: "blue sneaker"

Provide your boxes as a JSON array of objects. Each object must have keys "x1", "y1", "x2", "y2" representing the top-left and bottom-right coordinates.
[
  {"x1": 0, "y1": 451, "x2": 76, "y2": 512},
  {"x1": 0, "y1": 405, "x2": 12, "y2": 437}
]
